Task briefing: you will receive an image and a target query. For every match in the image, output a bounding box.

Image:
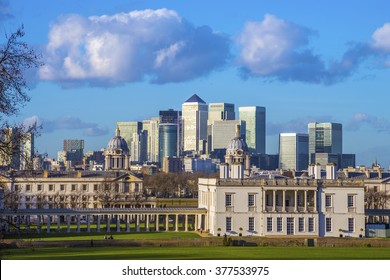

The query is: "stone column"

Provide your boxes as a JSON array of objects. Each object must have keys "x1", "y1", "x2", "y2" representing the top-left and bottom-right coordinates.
[
  {"x1": 76, "y1": 215, "x2": 81, "y2": 233},
  {"x1": 282, "y1": 190, "x2": 286, "y2": 212},
  {"x1": 126, "y1": 215, "x2": 130, "y2": 232},
  {"x1": 145, "y1": 214, "x2": 149, "y2": 232},
  {"x1": 272, "y1": 190, "x2": 276, "y2": 212},
  {"x1": 165, "y1": 215, "x2": 169, "y2": 232},
  {"x1": 175, "y1": 214, "x2": 179, "y2": 232},
  {"x1": 87, "y1": 215, "x2": 91, "y2": 233},
  {"x1": 294, "y1": 190, "x2": 298, "y2": 212},
  {"x1": 155, "y1": 214, "x2": 159, "y2": 232},
  {"x1": 185, "y1": 214, "x2": 188, "y2": 232},
  {"x1": 97, "y1": 215, "x2": 101, "y2": 232},
  {"x1": 26, "y1": 215, "x2": 30, "y2": 232},
  {"x1": 313, "y1": 191, "x2": 317, "y2": 212},
  {"x1": 136, "y1": 215, "x2": 140, "y2": 232},
  {"x1": 107, "y1": 215, "x2": 111, "y2": 233},
  {"x1": 67, "y1": 215, "x2": 71, "y2": 233},
  {"x1": 116, "y1": 215, "x2": 121, "y2": 232},
  {"x1": 37, "y1": 215, "x2": 41, "y2": 233},
  {"x1": 47, "y1": 215, "x2": 51, "y2": 233},
  {"x1": 57, "y1": 215, "x2": 61, "y2": 232},
  {"x1": 195, "y1": 214, "x2": 198, "y2": 231},
  {"x1": 304, "y1": 190, "x2": 308, "y2": 212}
]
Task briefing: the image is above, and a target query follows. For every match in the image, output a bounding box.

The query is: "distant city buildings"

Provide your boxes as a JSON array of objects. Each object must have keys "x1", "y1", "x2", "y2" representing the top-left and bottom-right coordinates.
[
  {"x1": 279, "y1": 133, "x2": 309, "y2": 171},
  {"x1": 239, "y1": 106, "x2": 266, "y2": 154},
  {"x1": 182, "y1": 94, "x2": 208, "y2": 154}
]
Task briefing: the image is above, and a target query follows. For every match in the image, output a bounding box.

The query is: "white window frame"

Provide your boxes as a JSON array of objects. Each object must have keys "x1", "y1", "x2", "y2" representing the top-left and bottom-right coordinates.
[
  {"x1": 326, "y1": 217, "x2": 332, "y2": 232},
  {"x1": 277, "y1": 217, "x2": 283, "y2": 232}
]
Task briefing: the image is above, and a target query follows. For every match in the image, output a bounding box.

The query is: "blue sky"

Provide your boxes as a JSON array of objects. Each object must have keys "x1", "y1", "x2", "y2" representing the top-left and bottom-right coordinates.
[{"x1": 1, "y1": 0, "x2": 390, "y2": 168}]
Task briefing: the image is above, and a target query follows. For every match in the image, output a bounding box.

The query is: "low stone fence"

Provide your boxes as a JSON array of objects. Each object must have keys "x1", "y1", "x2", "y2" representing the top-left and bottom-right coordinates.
[{"x1": 1, "y1": 236, "x2": 390, "y2": 249}]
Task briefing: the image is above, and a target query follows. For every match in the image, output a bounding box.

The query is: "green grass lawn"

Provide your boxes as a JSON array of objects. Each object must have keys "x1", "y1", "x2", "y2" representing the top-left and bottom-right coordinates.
[{"x1": 1, "y1": 246, "x2": 390, "y2": 260}]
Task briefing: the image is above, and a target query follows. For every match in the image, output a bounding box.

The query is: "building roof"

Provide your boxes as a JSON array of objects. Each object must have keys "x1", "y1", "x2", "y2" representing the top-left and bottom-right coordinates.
[
  {"x1": 106, "y1": 127, "x2": 129, "y2": 153},
  {"x1": 185, "y1": 94, "x2": 206, "y2": 103}
]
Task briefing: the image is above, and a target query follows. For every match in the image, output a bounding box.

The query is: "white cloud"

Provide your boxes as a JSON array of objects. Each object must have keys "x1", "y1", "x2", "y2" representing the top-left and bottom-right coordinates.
[
  {"x1": 236, "y1": 15, "x2": 390, "y2": 83},
  {"x1": 24, "y1": 115, "x2": 109, "y2": 136},
  {"x1": 372, "y1": 23, "x2": 390, "y2": 52},
  {"x1": 40, "y1": 9, "x2": 230, "y2": 86},
  {"x1": 346, "y1": 112, "x2": 390, "y2": 133},
  {"x1": 236, "y1": 14, "x2": 327, "y2": 83}
]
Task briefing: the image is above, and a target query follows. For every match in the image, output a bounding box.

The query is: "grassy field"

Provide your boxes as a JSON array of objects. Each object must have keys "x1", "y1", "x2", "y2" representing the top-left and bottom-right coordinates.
[{"x1": 2, "y1": 246, "x2": 390, "y2": 260}]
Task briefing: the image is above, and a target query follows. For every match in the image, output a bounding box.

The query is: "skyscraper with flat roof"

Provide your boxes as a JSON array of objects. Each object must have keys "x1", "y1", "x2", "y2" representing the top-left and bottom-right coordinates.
[
  {"x1": 182, "y1": 94, "x2": 208, "y2": 154},
  {"x1": 238, "y1": 106, "x2": 266, "y2": 154},
  {"x1": 208, "y1": 103, "x2": 235, "y2": 125},
  {"x1": 308, "y1": 122, "x2": 342, "y2": 164},
  {"x1": 279, "y1": 133, "x2": 309, "y2": 171},
  {"x1": 159, "y1": 109, "x2": 181, "y2": 163}
]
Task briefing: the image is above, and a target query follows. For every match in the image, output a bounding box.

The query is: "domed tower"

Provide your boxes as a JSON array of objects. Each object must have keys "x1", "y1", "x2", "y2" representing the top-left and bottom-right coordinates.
[
  {"x1": 104, "y1": 126, "x2": 130, "y2": 170},
  {"x1": 220, "y1": 124, "x2": 251, "y2": 179}
]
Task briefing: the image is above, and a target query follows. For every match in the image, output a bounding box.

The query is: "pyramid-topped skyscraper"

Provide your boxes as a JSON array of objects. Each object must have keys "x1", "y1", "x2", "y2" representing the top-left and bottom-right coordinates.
[{"x1": 182, "y1": 94, "x2": 208, "y2": 154}]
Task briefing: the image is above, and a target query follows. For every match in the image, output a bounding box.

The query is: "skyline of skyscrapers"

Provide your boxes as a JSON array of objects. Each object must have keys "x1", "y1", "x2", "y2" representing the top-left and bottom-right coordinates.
[{"x1": 20, "y1": 94, "x2": 360, "y2": 172}]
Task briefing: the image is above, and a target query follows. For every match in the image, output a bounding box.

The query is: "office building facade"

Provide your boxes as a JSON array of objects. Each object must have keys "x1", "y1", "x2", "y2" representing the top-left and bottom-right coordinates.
[
  {"x1": 238, "y1": 106, "x2": 266, "y2": 154},
  {"x1": 279, "y1": 133, "x2": 309, "y2": 171},
  {"x1": 182, "y1": 94, "x2": 208, "y2": 154}
]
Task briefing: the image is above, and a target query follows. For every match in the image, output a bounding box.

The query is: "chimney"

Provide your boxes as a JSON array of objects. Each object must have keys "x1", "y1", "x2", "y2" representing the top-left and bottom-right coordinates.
[
  {"x1": 308, "y1": 164, "x2": 315, "y2": 177},
  {"x1": 220, "y1": 163, "x2": 229, "y2": 179},
  {"x1": 314, "y1": 163, "x2": 322, "y2": 180},
  {"x1": 326, "y1": 162, "x2": 336, "y2": 180}
]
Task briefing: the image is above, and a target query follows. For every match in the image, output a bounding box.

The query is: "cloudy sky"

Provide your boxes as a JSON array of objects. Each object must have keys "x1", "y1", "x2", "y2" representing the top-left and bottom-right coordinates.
[{"x1": 2, "y1": 0, "x2": 390, "y2": 168}]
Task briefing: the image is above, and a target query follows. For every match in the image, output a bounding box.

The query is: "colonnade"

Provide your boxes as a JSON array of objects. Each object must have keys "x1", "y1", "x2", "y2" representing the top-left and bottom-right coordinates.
[
  {"x1": 0, "y1": 208, "x2": 207, "y2": 234},
  {"x1": 264, "y1": 189, "x2": 317, "y2": 213}
]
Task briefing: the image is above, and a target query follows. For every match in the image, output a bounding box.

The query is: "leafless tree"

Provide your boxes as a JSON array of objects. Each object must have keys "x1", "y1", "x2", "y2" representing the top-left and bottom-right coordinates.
[
  {"x1": 2, "y1": 184, "x2": 20, "y2": 209},
  {"x1": 67, "y1": 191, "x2": 83, "y2": 208},
  {"x1": 96, "y1": 178, "x2": 120, "y2": 208},
  {"x1": 365, "y1": 189, "x2": 390, "y2": 209},
  {"x1": 0, "y1": 26, "x2": 42, "y2": 171}
]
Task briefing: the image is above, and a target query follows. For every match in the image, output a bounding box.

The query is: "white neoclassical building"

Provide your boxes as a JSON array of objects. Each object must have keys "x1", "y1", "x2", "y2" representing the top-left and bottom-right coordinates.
[{"x1": 198, "y1": 125, "x2": 365, "y2": 238}]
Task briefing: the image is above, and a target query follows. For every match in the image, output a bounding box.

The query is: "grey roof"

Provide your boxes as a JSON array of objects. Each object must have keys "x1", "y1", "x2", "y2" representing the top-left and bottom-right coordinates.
[
  {"x1": 185, "y1": 94, "x2": 206, "y2": 103},
  {"x1": 227, "y1": 137, "x2": 249, "y2": 154}
]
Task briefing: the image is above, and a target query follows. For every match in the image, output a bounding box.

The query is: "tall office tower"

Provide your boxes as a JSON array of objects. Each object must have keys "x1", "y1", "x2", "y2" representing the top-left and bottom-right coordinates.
[
  {"x1": 116, "y1": 121, "x2": 142, "y2": 149},
  {"x1": 130, "y1": 131, "x2": 147, "y2": 163},
  {"x1": 63, "y1": 139, "x2": 84, "y2": 152},
  {"x1": 182, "y1": 94, "x2": 208, "y2": 154},
  {"x1": 308, "y1": 122, "x2": 342, "y2": 164},
  {"x1": 63, "y1": 139, "x2": 84, "y2": 163},
  {"x1": 0, "y1": 127, "x2": 21, "y2": 170},
  {"x1": 238, "y1": 106, "x2": 266, "y2": 154},
  {"x1": 279, "y1": 133, "x2": 309, "y2": 171},
  {"x1": 142, "y1": 118, "x2": 160, "y2": 162},
  {"x1": 159, "y1": 109, "x2": 182, "y2": 164},
  {"x1": 208, "y1": 103, "x2": 235, "y2": 125},
  {"x1": 20, "y1": 132, "x2": 35, "y2": 170},
  {"x1": 211, "y1": 120, "x2": 245, "y2": 151}
]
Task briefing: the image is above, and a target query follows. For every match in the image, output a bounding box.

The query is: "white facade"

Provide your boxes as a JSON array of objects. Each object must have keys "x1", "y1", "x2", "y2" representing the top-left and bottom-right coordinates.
[{"x1": 198, "y1": 178, "x2": 365, "y2": 237}]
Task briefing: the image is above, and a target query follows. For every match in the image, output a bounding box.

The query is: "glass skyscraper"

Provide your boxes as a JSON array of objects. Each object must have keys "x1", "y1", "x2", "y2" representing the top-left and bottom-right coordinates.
[
  {"x1": 158, "y1": 109, "x2": 181, "y2": 164},
  {"x1": 182, "y1": 94, "x2": 208, "y2": 153},
  {"x1": 238, "y1": 106, "x2": 266, "y2": 154},
  {"x1": 308, "y1": 122, "x2": 342, "y2": 164},
  {"x1": 279, "y1": 133, "x2": 309, "y2": 171}
]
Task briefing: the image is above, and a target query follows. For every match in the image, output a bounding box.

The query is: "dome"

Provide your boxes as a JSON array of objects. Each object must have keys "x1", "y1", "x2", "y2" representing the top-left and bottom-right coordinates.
[
  {"x1": 106, "y1": 127, "x2": 129, "y2": 153},
  {"x1": 226, "y1": 124, "x2": 248, "y2": 155},
  {"x1": 226, "y1": 137, "x2": 248, "y2": 154}
]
